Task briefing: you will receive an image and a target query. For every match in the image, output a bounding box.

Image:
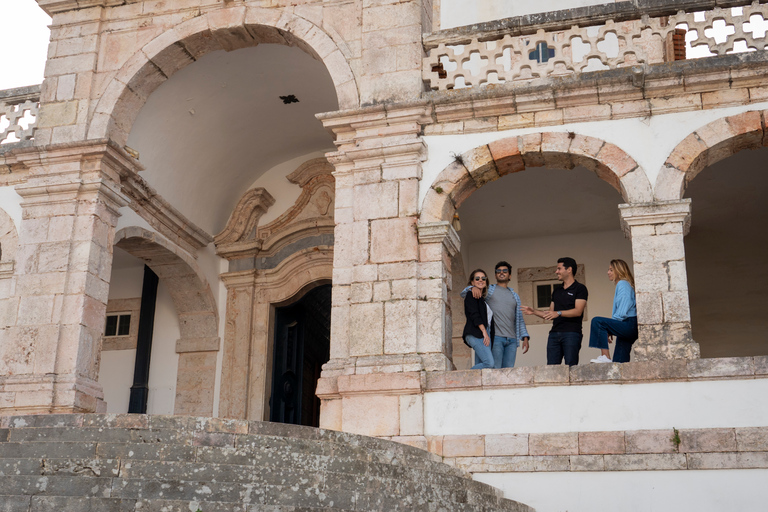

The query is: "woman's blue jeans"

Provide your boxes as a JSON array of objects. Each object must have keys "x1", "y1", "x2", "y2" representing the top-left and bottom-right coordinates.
[
  {"x1": 466, "y1": 335, "x2": 495, "y2": 369},
  {"x1": 588, "y1": 316, "x2": 638, "y2": 363}
]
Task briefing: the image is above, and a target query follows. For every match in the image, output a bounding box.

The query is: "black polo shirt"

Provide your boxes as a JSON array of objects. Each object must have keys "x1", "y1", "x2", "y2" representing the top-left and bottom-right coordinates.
[{"x1": 551, "y1": 280, "x2": 588, "y2": 333}]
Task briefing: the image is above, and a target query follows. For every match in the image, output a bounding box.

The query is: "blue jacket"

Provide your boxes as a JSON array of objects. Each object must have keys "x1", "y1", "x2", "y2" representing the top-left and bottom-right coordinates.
[{"x1": 461, "y1": 284, "x2": 530, "y2": 340}]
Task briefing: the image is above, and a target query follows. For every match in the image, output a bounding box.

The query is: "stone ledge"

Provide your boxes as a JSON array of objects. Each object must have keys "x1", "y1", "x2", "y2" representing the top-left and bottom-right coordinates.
[{"x1": 419, "y1": 425, "x2": 768, "y2": 472}]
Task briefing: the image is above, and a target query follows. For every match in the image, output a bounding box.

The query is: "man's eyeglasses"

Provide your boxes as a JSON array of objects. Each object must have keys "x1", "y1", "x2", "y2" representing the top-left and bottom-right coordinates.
[
  {"x1": 473, "y1": 276, "x2": 487, "y2": 281},
  {"x1": 495, "y1": 268, "x2": 510, "y2": 274}
]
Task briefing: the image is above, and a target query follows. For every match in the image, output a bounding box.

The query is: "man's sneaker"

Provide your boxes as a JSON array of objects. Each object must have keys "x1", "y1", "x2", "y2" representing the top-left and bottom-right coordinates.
[{"x1": 590, "y1": 355, "x2": 612, "y2": 363}]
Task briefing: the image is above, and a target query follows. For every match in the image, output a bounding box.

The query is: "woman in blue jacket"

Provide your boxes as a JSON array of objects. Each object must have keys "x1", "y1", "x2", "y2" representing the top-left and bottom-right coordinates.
[
  {"x1": 589, "y1": 259, "x2": 638, "y2": 363},
  {"x1": 462, "y1": 269, "x2": 495, "y2": 369}
]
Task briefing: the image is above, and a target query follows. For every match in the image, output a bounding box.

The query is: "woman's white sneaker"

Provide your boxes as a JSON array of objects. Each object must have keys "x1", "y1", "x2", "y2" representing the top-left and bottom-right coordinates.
[{"x1": 590, "y1": 355, "x2": 612, "y2": 363}]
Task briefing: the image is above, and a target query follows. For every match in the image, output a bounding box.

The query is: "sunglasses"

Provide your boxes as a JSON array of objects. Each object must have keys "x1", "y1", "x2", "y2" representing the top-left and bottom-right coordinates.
[
  {"x1": 495, "y1": 268, "x2": 510, "y2": 274},
  {"x1": 473, "y1": 276, "x2": 487, "y2": 281}
]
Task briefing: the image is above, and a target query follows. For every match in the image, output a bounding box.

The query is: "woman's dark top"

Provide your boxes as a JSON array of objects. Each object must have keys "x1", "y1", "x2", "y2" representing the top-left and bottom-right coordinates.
[{"x1": 462, "y1": 292, "x2": 495, "y2": 346}]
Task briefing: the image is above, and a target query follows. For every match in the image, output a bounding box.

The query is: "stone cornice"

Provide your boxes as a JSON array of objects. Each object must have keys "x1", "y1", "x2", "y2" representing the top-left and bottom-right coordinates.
[
  {"x1": 619, "y1": 199, "x2": 692, "y2": 236},
  {"x1": 417, "y1": 221, "x2": 461, "y2": 256},
  {"x1": 35, "y1": 0, "x2": 125, "y2": 16}
]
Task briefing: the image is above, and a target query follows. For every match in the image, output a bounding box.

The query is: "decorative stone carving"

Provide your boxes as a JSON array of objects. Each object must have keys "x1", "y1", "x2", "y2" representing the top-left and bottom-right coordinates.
[{"x1": 216, "y1": 158, "x2": 335, "y2": 420}]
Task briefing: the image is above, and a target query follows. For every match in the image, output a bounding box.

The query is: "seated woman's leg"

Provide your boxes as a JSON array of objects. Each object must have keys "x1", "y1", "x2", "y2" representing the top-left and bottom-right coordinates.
[
  {"x1": 467, "y1": 335, "x2": 495, "y2": 369},
  {"x1": 612, "y1": 317, "x2": 638, "y2": 363},
  {"x1": 588, "y1": 317, "x2": 611, "y2": 350}
]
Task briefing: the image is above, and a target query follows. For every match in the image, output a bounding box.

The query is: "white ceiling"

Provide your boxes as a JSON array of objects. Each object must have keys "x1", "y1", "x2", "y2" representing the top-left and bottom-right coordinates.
[
  {"x1": 458, "y1": 166, "x2": 626, "y2": 243},
  {"x1": 127, "y1": 44, "x2": 338, "y2": 235}
]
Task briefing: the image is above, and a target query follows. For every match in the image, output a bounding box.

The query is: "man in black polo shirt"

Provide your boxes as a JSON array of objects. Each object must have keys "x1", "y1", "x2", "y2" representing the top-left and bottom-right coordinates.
[{"x1": 522, "y1": 257, "x2": 588, "y2": 366}]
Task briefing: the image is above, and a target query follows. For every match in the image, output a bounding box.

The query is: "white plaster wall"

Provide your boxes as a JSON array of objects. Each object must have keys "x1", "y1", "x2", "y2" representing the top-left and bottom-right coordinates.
[
  {"x1": 440, "y1": 0, "x2": 615, "y2": 30},
  {"x1": 476, "y1": 469, "x2": 768, "y2": 512},
  {"x1": 99, "y1": 256, "x2": 180, "y2": 415},
  {"x1": 461, "y1": 229, "x2": 632, "y2": 367},
  {"x1": 0, "y1": 186, "x2": 22, "y2": 231},
  {"x1": 424, "y1": 379, "x2": 768, "y2": 435},
  {"x1": 421, "y1": 102, "x2": 768, "y2": 210}
]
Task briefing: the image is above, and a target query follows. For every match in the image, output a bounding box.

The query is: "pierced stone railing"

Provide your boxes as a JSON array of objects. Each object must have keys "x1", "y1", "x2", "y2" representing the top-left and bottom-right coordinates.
[
  {"x1": 423, "y1": 2, "x2": 768, "y2": 91},
  {"x1": 0, "y1": 85, "x2": 40, "y2": 150}
]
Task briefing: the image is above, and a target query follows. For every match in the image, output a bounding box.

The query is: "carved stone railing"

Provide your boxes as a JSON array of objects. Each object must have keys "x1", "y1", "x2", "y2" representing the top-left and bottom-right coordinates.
[
  {"x1": 0, "y1": 86, "x2": 40, "y2": 152},
  {"x1": 423, "y1": 3, "x2": 768, "y2": 90}
]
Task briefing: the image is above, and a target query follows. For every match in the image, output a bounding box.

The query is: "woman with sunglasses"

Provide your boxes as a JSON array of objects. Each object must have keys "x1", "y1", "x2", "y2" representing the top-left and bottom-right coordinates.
[{"x1": 462, "y1": 269, "x2": 495, "y2": 369}]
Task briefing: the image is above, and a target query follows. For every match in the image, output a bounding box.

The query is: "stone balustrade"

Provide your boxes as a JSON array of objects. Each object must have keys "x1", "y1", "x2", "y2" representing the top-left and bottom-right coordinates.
[
  {"x1": 0, "y1": 86, "x2": 39, "y2": 150},
  {"x1": 423, "y1": 2, "x2": 768, "y2": 91}
]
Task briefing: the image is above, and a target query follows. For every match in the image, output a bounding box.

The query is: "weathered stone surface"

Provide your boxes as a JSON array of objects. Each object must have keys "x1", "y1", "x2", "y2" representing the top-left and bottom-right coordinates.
[
  {"x1": 485, "y1": 434, "x2": 529, "y2": 456},
  {"x1": 678, "y1": 428, "x2": 737, "y2": 453},
  {"x1": 529, "y1": 433, "x2": 578, "y2": 456},
  {"x1": 625, "y1": 429, "x2": 677, "y2": 454},
  {"x1": 579, "y1": 431, "x2": 626, "y2": 455},
  {"x1": 604, "y1": 453, "x2": 687, "y2": 471}
]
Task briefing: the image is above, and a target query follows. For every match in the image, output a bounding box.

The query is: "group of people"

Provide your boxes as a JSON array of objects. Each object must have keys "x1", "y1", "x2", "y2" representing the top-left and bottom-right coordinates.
[{"x1": 461, "y1": 257, "x2": 638, "y2": 369}]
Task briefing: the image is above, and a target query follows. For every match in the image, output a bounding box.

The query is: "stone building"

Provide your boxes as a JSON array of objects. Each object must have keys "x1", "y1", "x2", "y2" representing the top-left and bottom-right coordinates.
[{"x1": 0, "y1": 0, "x2": 767, "y2": 510}]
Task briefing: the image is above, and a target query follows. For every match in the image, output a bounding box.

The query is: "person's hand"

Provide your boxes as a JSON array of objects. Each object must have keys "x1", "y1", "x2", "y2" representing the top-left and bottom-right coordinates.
[
  {"x1": 521, "y1": 337, "x2": 529, "y2": 354},
  {"x1": 521, "y1": 306, "x2": 534, "y2": 315},
  {"x1": 472, "y1": 287, "x2": 482, "y2": 299},
  {"x1": 483, "y1": 333, "x2": 491, "y2": 346},
  {"x1": 541, "y1": 310, "x2": 558, "y2": 321},
  {"x1": 608, "y1": 335, "x2": 614, "y2": 344}
]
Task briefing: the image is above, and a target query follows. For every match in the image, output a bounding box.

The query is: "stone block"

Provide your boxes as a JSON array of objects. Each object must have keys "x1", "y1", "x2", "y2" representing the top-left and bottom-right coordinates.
[
  {"x1": 341, "y1": 395, "x2": 399, "y2": 437},
  {"x1": 563, "y1": 104, "x2": 611, "y2": 124},
  {"x1": 532, "y1": 455, "x2": 571, "y2": 471},
  {"x1": 370, "y1": 217, "x2": 418, "y2": 263},
  {"x1": 736, "y1": 427, "x2": 768, "y2": 451},
  {"x1": 649, "y1": 94, "x2": 702, "y2": 116},
  {"x1": 424, "y1": 370, "x2": 481, "y2": 390},
  {"x1": 570, "y1": 454, "x2": 605, "y2": 471},
  {"x1": 534, "y1": 109, "x2": 563, "y2": 127},
  {"x1": 348, "y1": 302, "x2": 383, "y2": 356},
  {"x1": 664, "y1": 133, "x2": 707, "y2": 174},
  {"x1": 481, "y1": 366, "x2": 534, "y2": 386},
  {"x1": 390, "y1": 279, "x2": 417, "y2": 300},
  {"x1": 427, "y1": 435, "x2": 444, "y2": 456},
  {"x1": 498, "y1": 112, "x2": 535, "y2": 130},
  {"x1": 464, "y1": 145, "x2": 499, "y2": 188},
  {"x1": 319, "y1": 399, "x2": 342, "y2": 431},
  {"x1": 570, "y1": 363, "x2": 621, "y2": 383},
  {"x1": 533, "y1": 364, "x2": 569, "y2": 384},
  {"x1": 678, "y1": 428, "x2": 736, "y2": 453},
  {"x1": 688, "y1": 452, "x2": 768, "y2": 470},
  {"x1": 701, "y1": 88, "x2": 749, "y2": 109},
  {"x1": 378, "y1": 262, "x2": 417, "y2": 281},
  {"x1": 597, "y1": 142, "x2": 637, "y2": 178},
  {"x1": 754, "y1": 356, "x2": 768, "y2": 375},
  {"x1": 604, "y1": 453, "x2": 686, "y2": 470},
  {"x1": 350, "y1": 282, "x2": 373, "y2": 303},
  {"x1": 625, "y1": 429, "x2": 677, "y2": 454},
  {"x1": 384, "y1": 300, "x2": 418, "y2": 354},
  {"x1": 353, "y1": 182, "x2": 398, "y2": 221},
  {"x1": 488, "y1": 137, "x2": 524, "y2": 176},
  {"x1": 635, "y1": 291, "x2": 663, "y2": 324},
  {"x1": 686, "y1": 357, "x2": 754, "y2": 378},
  {"x1": 619, "y1": 359, "x2": 687, "y2": 381},
  {"x1": 485, "y1": 434, "x2": 528, "y2": 456},
  {"x1": 662, "y1": 291, "x2": 691, "y2": 322},
  {"x1": 398, "y1": 179, "x2": 419, "y2": 216},
  {"x1": 529, "y1": 433, "x2": 578, "y2": 456},
  {"x1": 443, "y1": 435, "x2": 484, "y2": 457},
  {"x1": 399, "y1": 394, "x2": 423, "y2": 436},
  {"x1": 610, "y1": 99, "x2": 651, "y2": 119},
  {"x1": 373, "y1": 281, "x2": 391, "y2": 302},
  {"x1": 579, "y1": 431, "x2": 626, "y2": 455}
]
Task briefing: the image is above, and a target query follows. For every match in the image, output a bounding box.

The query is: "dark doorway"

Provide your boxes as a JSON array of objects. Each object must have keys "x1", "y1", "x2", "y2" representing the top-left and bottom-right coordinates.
[{"x1": 270, "y1": 283, "x2": 331, "y2": 427}]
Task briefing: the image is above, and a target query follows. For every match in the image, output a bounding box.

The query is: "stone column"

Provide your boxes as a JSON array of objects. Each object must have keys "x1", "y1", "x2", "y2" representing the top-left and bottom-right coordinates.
[
  {"x1": 0, "y1": 142, "x2": 131, "y2": 414},
  {"x1": 619, "y1": 199, "x2": 700, "y2": 360}
]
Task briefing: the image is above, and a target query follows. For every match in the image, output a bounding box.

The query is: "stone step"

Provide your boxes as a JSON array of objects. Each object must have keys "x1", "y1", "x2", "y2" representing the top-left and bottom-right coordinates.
[{"x1": 0, "y1": 414, "x2": 533, "y2": 512}]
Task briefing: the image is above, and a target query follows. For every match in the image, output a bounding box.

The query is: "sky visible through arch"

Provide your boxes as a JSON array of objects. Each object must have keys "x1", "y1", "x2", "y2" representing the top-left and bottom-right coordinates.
[{"x1": 0, "y1": 0, "x2": 51, "y2": 90}]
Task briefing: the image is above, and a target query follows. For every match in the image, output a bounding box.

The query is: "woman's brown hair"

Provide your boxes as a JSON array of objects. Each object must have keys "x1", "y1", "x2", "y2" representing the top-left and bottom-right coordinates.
[
  {"x1": 610, "y1": 259, "x2": 635, "y2": 289},
  {"x1": 467, "y1": 269, "x2": 489, "y2": 297}
]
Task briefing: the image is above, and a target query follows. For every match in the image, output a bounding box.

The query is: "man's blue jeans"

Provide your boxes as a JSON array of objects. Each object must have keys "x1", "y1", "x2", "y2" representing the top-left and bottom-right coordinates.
[
  {"x1": 547, "y1": 331, "x2": 582, "y2": 366},
  {"x1": 466, "y1": 335, "x2": 495, "y2": 369},
  {"x1": 492, "y1": 336, "x2": 519, "y2": 368}
]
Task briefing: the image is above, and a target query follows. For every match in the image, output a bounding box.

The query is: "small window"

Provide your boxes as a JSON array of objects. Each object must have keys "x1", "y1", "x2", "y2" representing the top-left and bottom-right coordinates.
[
  {"x1": 535, "y1": 282, "x2": 563, "y2": 309},
  {"x1": 105, "y1": 313, "x2": 131, "y2": 337}
]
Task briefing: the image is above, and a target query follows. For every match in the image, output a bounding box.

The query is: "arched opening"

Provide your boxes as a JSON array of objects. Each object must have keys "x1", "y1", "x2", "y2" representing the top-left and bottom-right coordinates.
[
  {"x1": 661, "y1": 111, "x2": 768, "y2": 358},
  {"x1": 270, "y1": 282, "x2": 331, "y2": 427},
  {"x1": 99, "y1": 228, "x2": 219, "y2": 416},
  {"x1": 422, "y1": 134, "x2": 651, "y2": 367}
]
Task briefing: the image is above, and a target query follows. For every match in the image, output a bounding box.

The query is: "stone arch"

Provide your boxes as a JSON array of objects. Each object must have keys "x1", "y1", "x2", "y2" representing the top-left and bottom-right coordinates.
[
  {"x1": 420, "y1": 132, "x2": 653, "y2": 224},
  {"x1": 114, "y1": 226, "x2": 220, "y2": 416},
  {"x1": 88, "y1": 6, "x2": 359, "y2": 145},
  {"x1": 655, "y1": 110, "x2": 765, "y2": 201}
]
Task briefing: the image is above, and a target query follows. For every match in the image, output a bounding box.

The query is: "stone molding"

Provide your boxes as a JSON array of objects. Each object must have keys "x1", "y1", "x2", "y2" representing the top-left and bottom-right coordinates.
[
  {"x1": 619, "y1": 199, "x2": 692, "y2": 237},
  {"x1": 214, "y1": 188, "x2": 275, "y2": 256},
  {"x1": 416, "y1": 221, "x2": 460, "y2": 256},
  {"x1": 420, "y1": 425, "x2": 768, "y2": 473}
]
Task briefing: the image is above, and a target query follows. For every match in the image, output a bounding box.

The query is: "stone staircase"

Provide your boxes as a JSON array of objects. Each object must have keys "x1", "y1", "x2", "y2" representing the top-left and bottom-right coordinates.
[{"x1": 0, "y1": 414, "x2": 533, "y2": 511}]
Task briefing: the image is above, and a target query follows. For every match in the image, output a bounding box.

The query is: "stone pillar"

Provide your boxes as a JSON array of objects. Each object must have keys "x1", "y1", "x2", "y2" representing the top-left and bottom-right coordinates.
[
  {"x1": 0, "y1": 142, "x2": 130, "y2": 414},
  {"x1": 322, "y1": 104, "x2": 455, "y2": 379},
  {"x1": 619, "y1": 199, "x2": 700, "y2": 360}
]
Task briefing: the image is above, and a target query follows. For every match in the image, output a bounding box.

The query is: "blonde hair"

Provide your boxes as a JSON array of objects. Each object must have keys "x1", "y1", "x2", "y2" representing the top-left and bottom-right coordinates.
[{"x1": 610, "y1": 259, "x2": 635, "y2": 289}]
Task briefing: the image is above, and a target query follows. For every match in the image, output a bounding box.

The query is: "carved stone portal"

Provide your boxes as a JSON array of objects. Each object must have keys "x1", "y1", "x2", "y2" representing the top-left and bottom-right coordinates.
[{"x1": 215, "y1": 158, "x2": 335, "y2": 420}]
